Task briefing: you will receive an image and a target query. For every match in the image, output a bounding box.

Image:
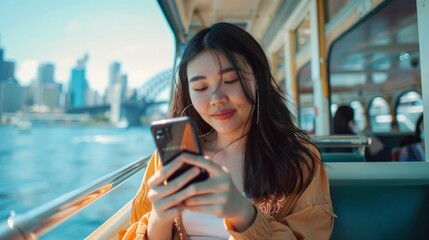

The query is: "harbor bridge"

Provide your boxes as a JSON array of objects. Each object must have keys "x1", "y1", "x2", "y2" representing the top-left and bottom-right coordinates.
[{"x1": 67, "y1": 69, "x2": 173, "y2": 125}]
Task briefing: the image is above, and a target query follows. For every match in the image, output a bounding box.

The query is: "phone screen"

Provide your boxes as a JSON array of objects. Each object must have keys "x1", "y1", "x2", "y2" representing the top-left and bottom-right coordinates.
[{"x1": 150, "y1": 117, "x2": 208, "y2": 184}]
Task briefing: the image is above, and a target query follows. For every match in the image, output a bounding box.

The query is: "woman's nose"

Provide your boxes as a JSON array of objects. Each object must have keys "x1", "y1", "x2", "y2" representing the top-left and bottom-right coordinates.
[{"x1": 210, "y1": 86, "x2": 227, "y2": 105}]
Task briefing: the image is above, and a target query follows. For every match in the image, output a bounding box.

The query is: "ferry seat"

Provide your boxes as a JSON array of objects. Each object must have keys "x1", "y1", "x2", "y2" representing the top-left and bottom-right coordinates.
[
  {"x1": 321, "y1": 152, "x2": 365, "y2": 162},
  {"x1": 366, "y1": 132, "x2": 412, "y2": 162},
  {"x1": 327, "y1": 162, "x2": 429, "y2": 240}
]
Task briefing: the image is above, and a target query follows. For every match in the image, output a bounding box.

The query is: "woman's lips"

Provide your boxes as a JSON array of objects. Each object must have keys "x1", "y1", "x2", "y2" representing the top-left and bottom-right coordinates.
[{"x1": 212, "y1": 110, "x2": 235, "y2": 120}]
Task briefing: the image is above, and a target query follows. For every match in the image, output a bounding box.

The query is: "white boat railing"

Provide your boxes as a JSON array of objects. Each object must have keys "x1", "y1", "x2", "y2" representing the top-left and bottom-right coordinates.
[
  {"x1": 312, "y1": 135, "x2": 371, "y2": 157},
  {"x1": 312, "y1": 135, "x2": 371, "y2": 148},
  {"x1": 0, "y1": 136, "x2": 370, "y2": 239},
  {"x1": 0, "y1": 156, "x2": 151, "y2": 240}
]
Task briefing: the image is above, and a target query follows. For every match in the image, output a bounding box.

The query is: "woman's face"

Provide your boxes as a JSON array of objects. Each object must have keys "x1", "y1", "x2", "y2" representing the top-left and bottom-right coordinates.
[{"x1": 186, "y1": 50, "x2": 256, "y2": 136}]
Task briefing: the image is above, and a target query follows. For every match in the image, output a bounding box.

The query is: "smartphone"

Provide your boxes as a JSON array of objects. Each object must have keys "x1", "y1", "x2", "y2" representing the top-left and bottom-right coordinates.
[{"x1": 150, "y1": 117, "x2": 209, "y2": 186}]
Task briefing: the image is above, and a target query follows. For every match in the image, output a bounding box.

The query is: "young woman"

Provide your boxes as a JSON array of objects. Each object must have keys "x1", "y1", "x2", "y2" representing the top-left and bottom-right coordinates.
[{"x1": 119, "y1": 22, "x2": 335, "y2": 240}]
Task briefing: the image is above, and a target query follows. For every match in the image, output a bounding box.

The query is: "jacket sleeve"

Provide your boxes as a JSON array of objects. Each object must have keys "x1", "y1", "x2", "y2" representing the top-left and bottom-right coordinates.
[
  {"x1": 225, "y1": 155, "x2": 336, "y2": 240},
  {"x1": 118, "y1": 152, "x2": 162, "y2": 240}
]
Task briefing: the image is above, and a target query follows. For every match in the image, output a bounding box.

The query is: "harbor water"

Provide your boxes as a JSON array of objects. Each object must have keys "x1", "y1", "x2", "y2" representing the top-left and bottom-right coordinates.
[{"x1": 0, "y1": 124, "x2": 155, "y2": 239}]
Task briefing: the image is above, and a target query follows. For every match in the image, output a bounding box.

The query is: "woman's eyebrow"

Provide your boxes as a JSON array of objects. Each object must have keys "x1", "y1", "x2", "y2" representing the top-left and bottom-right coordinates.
[
  {"x1": 189, "y1": 67, "x2": 236, "y2": 82},
  {"x1": 220, "y1": 67, "x2": 235, "y2": 75},
  {"x1": 189, "y1": 75, "x2": 206, "y2": 82}
]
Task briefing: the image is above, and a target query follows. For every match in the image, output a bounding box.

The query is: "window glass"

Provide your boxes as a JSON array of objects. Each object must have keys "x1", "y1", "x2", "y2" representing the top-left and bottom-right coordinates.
[
  {"x1": 324, "y1": 0, "x2": 353, "y2": 22},
  {"x1": 327, "y1": 0, "x2": 419, "y2": 133},
  {"x1": 369, "y1": 97, "x2": 392, "y2": 132},
  {"x1": 396, "y1": 91, "x2": 423, "y2": 132},
  {"x1": 331, "y1": 104, "x2": 338, "y2": 117},
  {"x1": 350, "y1": 100, "x2": 366, "y2": 132},
  {"x1": 331, "y1": 102, "x2": 366, "y2": 133},
  {"x1": 297, "y1": 62, "x2": 314, "y2": 133},
  {"x1": 0, "y1": 1, "x2": 174, "y2": 239}
]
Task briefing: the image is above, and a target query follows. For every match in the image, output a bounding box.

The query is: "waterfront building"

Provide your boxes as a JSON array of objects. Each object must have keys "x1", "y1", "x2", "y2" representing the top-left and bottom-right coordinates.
[
  {"x1": 68, "y1": 55, "x2": 89, "y2": 108},
  {"x1": 37, "y1": 63, "x2": 55, "y2": 84},
  {"x1": 2, "y1": 60, "x2": 16, "y2": 81},
  {"x1": 0, "y1": 47, "x2": 4, "y2": 82},
  {"x1": 86, "y1": 90, "x2": 103, "y2": 106},
  {"x1": 120, "y1": 74, "x2": 128, "y2": 102},
  {"x1": 110, "y1": 82, "x2": 122, "y2": 123},
  {"x1": 106, "y1": 62, "x2": 121, "y2": 104},
  {"x1": 69, "y1": 68, "x2": 88, "y2": 108},
  {"x1": 0, "y1": 47, "x2": 16, "y2": 83},
  {"x1": 109, "y1": 62, "x2": 121, "y2": 86},
  {"x1": 110, "y1": 74, "x2": 128, "y2": 124},
  {"x1": 0, "y1": 82, "x2": 23, "y2": 117},
  {"x1": 39, "y1": 83, "x2": 61, "y2": 109}
]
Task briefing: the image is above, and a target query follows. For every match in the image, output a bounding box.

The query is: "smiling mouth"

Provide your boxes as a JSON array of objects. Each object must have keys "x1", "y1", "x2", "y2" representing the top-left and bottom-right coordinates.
[{"x1": 212, "y1": 110, "x2": 235, "y2": 120}]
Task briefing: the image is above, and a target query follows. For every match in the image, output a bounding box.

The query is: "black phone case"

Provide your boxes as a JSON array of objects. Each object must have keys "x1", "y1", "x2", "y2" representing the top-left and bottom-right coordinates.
[{"x1": 150, "y1": 117, "x2": 209, "y2": 186}]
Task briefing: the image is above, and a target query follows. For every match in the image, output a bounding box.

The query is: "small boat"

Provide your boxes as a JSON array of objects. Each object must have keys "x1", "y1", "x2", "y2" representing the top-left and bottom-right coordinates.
[
  {"x1": 115, "y1": 118, "x2": 129, "y2": 129},
  {"x1": 12, "y1": 118, "x2": 32, "y2": 132}
]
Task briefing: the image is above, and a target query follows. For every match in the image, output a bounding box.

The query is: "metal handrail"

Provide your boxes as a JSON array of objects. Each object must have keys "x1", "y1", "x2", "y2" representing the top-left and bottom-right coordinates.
[
  {"x1": 0, "y1": 155, "x2": 151, "y2": 240},
  {"x1": 311, "y1": 135, "x2": 371, "y2": 148}
]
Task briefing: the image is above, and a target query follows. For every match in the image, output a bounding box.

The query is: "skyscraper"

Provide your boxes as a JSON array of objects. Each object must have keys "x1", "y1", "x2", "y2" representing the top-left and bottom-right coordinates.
[
  {"x1": 110, "y1": 73, "x2": 129, "y2": 124},
  {"x1": 3, "y1": 61, "x2": 16, "y2": 82},
  {"x1": 69, "y1": 55, "x2": 89, "y2": 108},
  {"x1": 106, "y1": 61, "x2": 121, "y2": 104},
  {"x1": 40, "y1": 82, "x2": 61, "y2": 108},
  {"x1": 0, "y1": 47, "x2": 4, "y2": 82},
  {"x1": 0, "y1": 82, "x2": 23, "y2": 117},
  {"x1": 0, "y1": 38, "x2": 16, "y2": 83},
  {"x1": 109, "y1": 62, "x2": 121, "y2": 86},
  {"x1": 37, "y1": 63, "x2": 55, "y2": 84},
  {"x1": 120, "y1": 74, "x2": 128, "y2": 102}
]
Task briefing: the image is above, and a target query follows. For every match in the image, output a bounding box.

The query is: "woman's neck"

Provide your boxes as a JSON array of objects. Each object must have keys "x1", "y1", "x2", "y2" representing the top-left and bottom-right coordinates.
[{"x1": 203, "y1": 130, "x2": 248, "y2": 158}]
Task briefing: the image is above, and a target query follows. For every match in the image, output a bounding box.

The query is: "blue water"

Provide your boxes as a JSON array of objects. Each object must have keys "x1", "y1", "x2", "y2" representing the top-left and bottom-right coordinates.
[{"x1": 0, "y1": 125, "x2": 155, "y2": 239}]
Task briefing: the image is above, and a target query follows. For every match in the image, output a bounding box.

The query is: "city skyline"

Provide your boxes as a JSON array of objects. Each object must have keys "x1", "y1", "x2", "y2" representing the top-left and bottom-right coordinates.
[{"x1": 0, "y1": 0, "x2": 175, "y2": 94}]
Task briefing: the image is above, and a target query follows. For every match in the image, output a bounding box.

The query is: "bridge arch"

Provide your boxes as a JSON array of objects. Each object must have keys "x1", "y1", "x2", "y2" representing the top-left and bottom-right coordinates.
[{"x1": 138, "y1": 68, "x2": 173, "y2": 102}]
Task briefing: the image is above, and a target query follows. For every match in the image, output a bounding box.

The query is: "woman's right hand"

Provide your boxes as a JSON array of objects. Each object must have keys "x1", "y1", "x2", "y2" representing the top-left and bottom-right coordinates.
[{"x1": 146, "y1": 157, "x2": 203, "y2": 224}]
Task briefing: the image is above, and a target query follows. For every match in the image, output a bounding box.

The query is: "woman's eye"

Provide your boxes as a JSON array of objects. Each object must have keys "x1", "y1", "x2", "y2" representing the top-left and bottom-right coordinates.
[
  {"x1": 224, "y1": 79, "x2": 238, "y2": 84},
  {"x1": 193, "y1": 86, "x2": 208, "y2": 92}
]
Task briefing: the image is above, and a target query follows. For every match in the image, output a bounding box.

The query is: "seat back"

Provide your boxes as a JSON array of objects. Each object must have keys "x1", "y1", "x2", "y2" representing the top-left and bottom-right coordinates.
[
  {"x1": 322, "y1": 152, "x2": 365, "y2": 162},
  {"x1": 327, "y1": 162, "x2": 429, "y2": 240}
]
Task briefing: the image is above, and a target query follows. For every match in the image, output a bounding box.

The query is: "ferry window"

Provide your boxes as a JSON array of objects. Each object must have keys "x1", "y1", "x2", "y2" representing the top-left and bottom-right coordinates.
[
  {"x1": 369, "y1": 97, "x2": 392, "y2": 132},
  {"x1": 294, "y1": 14, "x2": 310, "y2": 53},
  {"x1": 350, "y1": 100, "x2": 367, "y2": 132},
  {"x1": 396, "y1": 91, "x2": 423, "y2": 132},
  {"x1": 330, "y1": 101, "x2": 366, "y2": 133},
  {"x1": 331, "y1": 104, "x2": 338, "y2": 117},
  {"x1": 324, "y1": 0, "x2": 352, "y2": 22},
  {"x1": 327, "y1": 0, "x2": 419, "y2": 133},
  {"x1": 297, "y1": 62, "x2": 314, "y2": 133},
  {"x1": 273, "y1": 45, "x2": 286, "y2": 92},
  {"x1": 0, "y1": 1, "x2": 174, "y2": 239}
]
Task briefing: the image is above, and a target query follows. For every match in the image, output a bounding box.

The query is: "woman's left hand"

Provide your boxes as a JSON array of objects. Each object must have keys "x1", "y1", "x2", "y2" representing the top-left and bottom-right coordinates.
[{"x1": 175, "y1": 152, "x2": 256, "y2": 232}]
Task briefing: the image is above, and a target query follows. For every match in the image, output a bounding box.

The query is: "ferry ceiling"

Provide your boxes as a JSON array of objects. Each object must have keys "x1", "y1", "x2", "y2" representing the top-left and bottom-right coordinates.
[{"x1": 157, "y1": 0, "x2": 291, "y2": 48}]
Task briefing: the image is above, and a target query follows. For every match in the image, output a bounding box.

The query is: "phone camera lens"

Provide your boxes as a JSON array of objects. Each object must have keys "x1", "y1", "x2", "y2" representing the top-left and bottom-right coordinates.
[{"x1": 155, "y1": 129, "x2": 165, "y2": 140}]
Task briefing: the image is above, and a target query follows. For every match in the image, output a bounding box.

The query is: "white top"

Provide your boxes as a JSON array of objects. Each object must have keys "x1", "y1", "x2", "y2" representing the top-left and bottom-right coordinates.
[{"x1": 182, "y1": 209, "x2": 230, "y2": 240}]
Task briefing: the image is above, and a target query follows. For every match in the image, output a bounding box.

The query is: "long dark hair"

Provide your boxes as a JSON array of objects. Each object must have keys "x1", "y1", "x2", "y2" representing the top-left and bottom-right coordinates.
[
  {"x1": 170, "y1": 22, "x2": 320, "y2": 199},
  {"x1": 333, "y1": 105, "x2": 354, "y2": 135},
  {"x1": 415, "y1": 114, "x2": 424, "y2": 141}
]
